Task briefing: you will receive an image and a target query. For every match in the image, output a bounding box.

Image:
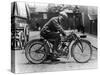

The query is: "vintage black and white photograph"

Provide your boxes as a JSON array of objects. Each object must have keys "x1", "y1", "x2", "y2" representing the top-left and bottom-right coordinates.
[{"x1": 11, "y1": 1, "x2": 98, "y2": 73}]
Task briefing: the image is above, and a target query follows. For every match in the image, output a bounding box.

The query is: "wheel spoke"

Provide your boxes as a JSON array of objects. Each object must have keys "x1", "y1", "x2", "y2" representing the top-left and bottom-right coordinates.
[{"x1": 29, "y1": 43, "x2": 46, "y2": 61}]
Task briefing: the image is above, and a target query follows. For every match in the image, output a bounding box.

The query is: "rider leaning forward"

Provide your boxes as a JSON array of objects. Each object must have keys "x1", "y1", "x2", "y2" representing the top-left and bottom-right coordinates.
[{"x1": 40, "y1": 10, "x2": 68, "y2": 62}]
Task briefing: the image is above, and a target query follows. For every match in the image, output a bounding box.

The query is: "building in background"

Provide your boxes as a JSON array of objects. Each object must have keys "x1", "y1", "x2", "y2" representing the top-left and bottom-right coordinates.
[
  {"x1": 11, "y1": 2, "x2": 97, "y2": 36},
  {"x1": 79, "y1": 6, "x2": 97, "y2": 35},
  {"x1": 11, "y1": 2, "x2": 30, "y2": 50}
]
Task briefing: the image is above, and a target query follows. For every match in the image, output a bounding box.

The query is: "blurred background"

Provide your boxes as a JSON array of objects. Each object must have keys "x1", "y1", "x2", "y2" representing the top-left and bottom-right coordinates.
[
  {"x1": 11, "y1": 2, "x2": 97, "y2": 34},
  {"x1": 11, "y1": 1, "x2": 97, "y2": 50}
]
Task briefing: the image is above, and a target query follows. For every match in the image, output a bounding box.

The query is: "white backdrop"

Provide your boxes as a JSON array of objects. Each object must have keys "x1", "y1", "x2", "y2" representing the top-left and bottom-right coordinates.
[{"x1": 0, "y1": 0, "x2": 99, "y2": 75}]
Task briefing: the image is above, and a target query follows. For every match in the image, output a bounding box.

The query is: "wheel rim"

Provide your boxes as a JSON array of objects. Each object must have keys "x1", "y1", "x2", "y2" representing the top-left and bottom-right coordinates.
[
  {"x1": 29, "y1": 43, "x2": 46, "y2": 61},
  {"x1": 73, "y1": 41, "x2": 91, "y2": 62}
]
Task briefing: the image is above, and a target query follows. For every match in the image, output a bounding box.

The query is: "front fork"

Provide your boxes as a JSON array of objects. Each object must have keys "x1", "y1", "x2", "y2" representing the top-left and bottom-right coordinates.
[
  {"x1": 77, "y1": 40, "x2": 84, "y2": 53},
  {"x1": 71, "y1": 39, "x2": 83, "y2": 59}
]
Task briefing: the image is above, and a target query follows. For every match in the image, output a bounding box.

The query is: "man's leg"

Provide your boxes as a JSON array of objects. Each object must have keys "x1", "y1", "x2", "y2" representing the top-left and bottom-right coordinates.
[
  {"x1": 52, "y1": 34, "x2": 61, "y2": 53},
  {"x1": 45, "y1": 32, "x2": 60, "y2": 51},
  {"x1": 44, "y1": 32, "x2": 61, "y2": 61}
]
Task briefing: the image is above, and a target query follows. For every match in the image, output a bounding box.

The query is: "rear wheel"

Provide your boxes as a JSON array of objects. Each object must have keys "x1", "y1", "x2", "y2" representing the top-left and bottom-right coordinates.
[
  {"x1": 25, "y1": 41, "x2": 47, "y2": 64},
  {"x1": 72, "y1": 40, "x2": 92, "y2": 63}
]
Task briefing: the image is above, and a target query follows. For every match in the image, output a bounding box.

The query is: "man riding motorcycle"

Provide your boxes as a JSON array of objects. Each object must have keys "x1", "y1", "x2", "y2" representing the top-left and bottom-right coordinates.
[{"x1": 40, "y1": 11, "x2": 68, "y2": 61}]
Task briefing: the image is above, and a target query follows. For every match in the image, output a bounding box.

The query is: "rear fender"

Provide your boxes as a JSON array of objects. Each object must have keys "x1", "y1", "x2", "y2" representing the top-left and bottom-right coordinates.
[
  {"x1": 24, "y1": 38, "x2": 45, "y2": 49},
  {"x1": 24, "y1": 38, "x2": 50, "y2": 55}
]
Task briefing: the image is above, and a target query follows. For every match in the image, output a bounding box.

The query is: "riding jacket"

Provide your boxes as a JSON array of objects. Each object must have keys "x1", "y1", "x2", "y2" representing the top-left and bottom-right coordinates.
[{"x1": 40, "y1": 16, "x2": 66, "y2": 36}]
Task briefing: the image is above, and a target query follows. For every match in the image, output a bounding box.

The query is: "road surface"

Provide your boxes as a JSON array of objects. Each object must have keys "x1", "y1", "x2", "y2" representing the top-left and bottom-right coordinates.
[{"x1": 13, "y1": 47, "x2": 97, "y2": 73}]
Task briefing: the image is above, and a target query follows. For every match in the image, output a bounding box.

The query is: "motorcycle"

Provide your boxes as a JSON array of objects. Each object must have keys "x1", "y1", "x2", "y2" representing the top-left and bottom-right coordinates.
[{"x1": 25, "y1": 31, "x2": 92, "y2": 64}]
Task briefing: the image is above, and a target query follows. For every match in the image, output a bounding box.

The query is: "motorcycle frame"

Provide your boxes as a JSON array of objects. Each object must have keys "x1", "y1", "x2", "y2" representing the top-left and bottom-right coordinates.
[{"x1": 43, "y1": 32, "x2": 79, "y2": 56}]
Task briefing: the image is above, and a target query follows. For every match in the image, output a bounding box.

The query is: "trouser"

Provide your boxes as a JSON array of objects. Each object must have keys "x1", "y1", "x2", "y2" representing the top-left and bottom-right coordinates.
[{"x1": 40, "y1": 32, "x2": 61, "y2": 52}]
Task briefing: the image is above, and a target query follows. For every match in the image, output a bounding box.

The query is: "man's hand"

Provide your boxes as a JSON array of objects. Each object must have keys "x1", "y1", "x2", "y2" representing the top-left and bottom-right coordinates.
[
  {"x1": 63, "y1": 35, "x2": 68, "y2": 41},
  {"x1": 61, "y1": 34, "x2": 67, "y2": 41},
  {"x1": 62, "y1": 31, "x2": 66, "y2": 37}
]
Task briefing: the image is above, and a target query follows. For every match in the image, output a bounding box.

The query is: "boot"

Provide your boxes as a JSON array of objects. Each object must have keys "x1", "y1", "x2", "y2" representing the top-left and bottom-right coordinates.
[{"x1": 45, "y1": 53, "x2": 60, "y2": 62}]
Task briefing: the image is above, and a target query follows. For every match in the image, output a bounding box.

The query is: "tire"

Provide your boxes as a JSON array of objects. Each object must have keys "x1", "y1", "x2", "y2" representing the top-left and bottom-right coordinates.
[
  {"x1": 25, "y1": 40, "x2": 47, "y2": 64},
  {"x1": 71, "y1": 40, "x2": 92, "y2": 63}
]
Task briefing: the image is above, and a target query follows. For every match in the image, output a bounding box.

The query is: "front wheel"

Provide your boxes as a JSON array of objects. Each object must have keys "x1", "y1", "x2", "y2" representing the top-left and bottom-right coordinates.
[
  {"x1": 25, "y1": 41, "x2": 47, "y2": 64},
  {"x1": 71, "y1": 40, "x2": 92, "y2": 63}
]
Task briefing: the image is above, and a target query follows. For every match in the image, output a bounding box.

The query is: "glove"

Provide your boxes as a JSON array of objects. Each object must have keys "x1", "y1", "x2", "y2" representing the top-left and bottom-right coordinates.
[
  {"x1": 62, "y1": 31, "x2": 66, "y2": 37},
  {"x1": 63, "y1": 36, "x2": 68, "y2": 41}
]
